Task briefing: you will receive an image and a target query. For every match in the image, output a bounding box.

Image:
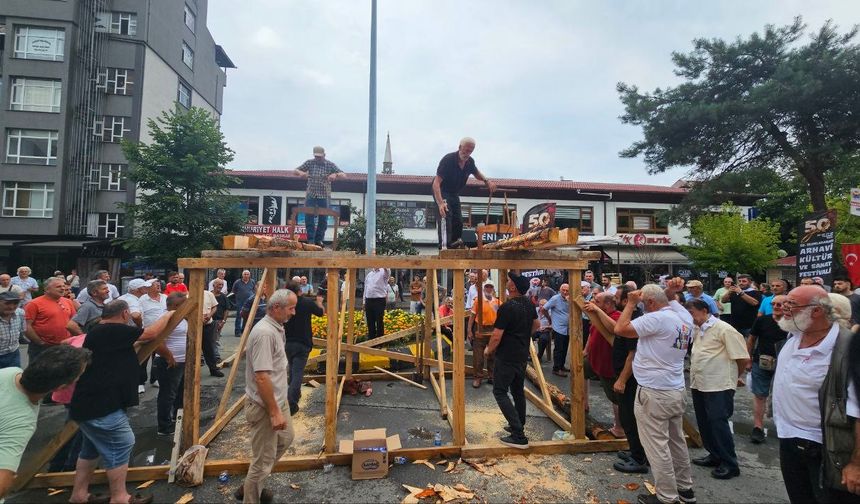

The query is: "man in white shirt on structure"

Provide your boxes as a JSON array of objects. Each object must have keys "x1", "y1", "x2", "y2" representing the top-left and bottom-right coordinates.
[
  {"x1": 363, "y1": 268, "x2": 391, "y2": 340},
  {"x1": 615, "y1": 278, "x2": 695, "y2": 504}
]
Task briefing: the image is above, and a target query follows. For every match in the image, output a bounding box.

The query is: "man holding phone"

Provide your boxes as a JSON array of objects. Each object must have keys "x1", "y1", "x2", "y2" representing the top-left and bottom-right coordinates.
[{"x1": 719, "y1": 274, "x2": 761, "y2": 337}]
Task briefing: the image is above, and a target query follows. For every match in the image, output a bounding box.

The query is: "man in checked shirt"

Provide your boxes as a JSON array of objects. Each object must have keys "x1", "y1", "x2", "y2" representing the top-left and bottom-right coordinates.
[{"x1": 294, "y1": 146, "x2": 345, "y2": 247}]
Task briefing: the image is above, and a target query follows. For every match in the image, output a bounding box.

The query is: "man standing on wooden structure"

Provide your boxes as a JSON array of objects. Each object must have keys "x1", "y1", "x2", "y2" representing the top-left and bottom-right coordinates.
[
  {"x1": 294, "y1": 146, "x2": 344, "y2": 247},
  {"x1": 238, "y1": 289, "x2": 297, "y2": 504},
  {"x1": 432, "y1": 137, "x2": 496, "y2": 249},
  {"x1": 485, "y1": 273, "x2": 538, "y2": 449}
]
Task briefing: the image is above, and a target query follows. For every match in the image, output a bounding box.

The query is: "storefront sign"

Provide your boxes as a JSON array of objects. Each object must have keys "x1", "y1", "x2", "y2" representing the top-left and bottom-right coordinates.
[
  {"x1": 242, "y1": 224, "x2": 307, "y2": 241},
  {"x1": 481, "y1": 232, "x2": 513, "y2": 243},
  {"x1": 797, "y1": 209, "x2": 837, "y2": 285},
  {"x1": 521, "y1": 203, "x2": 556, "y2": 232},
  {"x1": 616, "y1": 234, "x2": 673, "y2": 246},
  {"x1": 520, "y1": 269, "x2": 546, "y2": 278}
]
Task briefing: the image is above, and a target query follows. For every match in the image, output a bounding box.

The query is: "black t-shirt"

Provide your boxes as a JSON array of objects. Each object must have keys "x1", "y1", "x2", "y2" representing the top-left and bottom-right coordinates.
[
  {"x1": 493, "y1": 296, "x2": 537, "y2": 363},
  {"x1": 729, "y1": 289, "x2": 762, "y2": 330},
  {"x1": 70, "y1": 323, "x2": 144, "y2": 422},
  {"x1": 848, "y1": 293, "x2": 860, "y2": 328},
  {"x1": 285, "y1": 296, "x2": 325, "y2": 351},
  {"x1": 611, "y1": 308, "x2": 642, "y2": 375},
  {"x1": 213, "y1": 293, "x2": 228, "y2": 320},
  {"x1": 749, "y1": 315, "x2": 788, "y2": 359},
  {"x1": 436, "y1": 152, "x2": 477, "y2": 194}
]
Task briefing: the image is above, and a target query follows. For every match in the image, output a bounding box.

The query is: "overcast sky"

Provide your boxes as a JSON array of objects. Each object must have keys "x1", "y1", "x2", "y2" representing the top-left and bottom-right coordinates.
[{"x1": 207, "y1": 0, "x2": 859, "y2": 186}]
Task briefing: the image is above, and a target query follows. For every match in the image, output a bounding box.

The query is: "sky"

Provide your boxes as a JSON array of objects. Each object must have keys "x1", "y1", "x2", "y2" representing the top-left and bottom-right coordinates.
[{"x1": 206, "y1": 0, "x2": 860, "y2": 186}]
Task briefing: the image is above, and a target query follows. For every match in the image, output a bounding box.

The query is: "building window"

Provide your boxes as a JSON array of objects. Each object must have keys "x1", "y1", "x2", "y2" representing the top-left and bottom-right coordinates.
[
  {"x1": 95, "y1": 12, "x2": 137, "y2": 35},
  {"x1": 377, "y1": 200, "x2": 437, "y2": 229},
  {"x1": 10, "y1": 77, "x2": 62, "y2": 113},
  {"x1": 92, "y1": 116, "x2": 131, "y2": 143},
  {"x1": 2, "y1": 182, "x2": 54, "y2": 218},
  {"x1": 5, "y1": 129, "x2": 58, "y2": 165},
  {"x1": 184, "y1": 5, "x2": 196, "y2": 32},
  {"x1": 460, "y1": 203, "x2": 516, "y2": 228},
  {"x1": 89, "y1": 164, "x2": 127, "y2": 191},
  {"x1": 88, "y1": 212, "x2": 125, "y2": 238},
  {"x1": 237, "y1": 196, "x2": 260, "y2": 224},
  {"x1": 285, "y1": 198, "x2": 351, "y2": 227},
  {"x1": 616, "y1": 208, "x2": 669, "y2": 234},
  {"x1": 96, "y1": 68, "x2": 134, "y2": 95},
  {"x1": 181, "y1": 42, "x2": 194, "y2": 69},
  {"x1": 13, "y1": 26, "x2": 65, "y2": 61},
  {"x1": 554, "y1": 206, "x2": 593, "y2": 233},
  {"x1": 177, "y1": 81, "x2": 191, "y2": 108}
]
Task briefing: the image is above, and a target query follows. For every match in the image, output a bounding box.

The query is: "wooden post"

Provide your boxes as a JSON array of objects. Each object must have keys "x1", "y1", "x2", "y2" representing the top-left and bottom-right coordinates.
[
  {"x1": 323, "y1": 269, "x2": 340, "y2": 453},
  {"x1": 498, "y1": 269, "x2": 508, "y2": 303},
  {"x1": 568, "y1": 269, "x2": 586, "y2": 439},
  {"x1": 215, "y1": 269, "x2": 268, "y2": 419},
  {"x1": 430, "y1": 271, "x2": 448, "y2": 418},
  {"x1": 452, "y1": 269, "x2": 466, "y2": 445},
  {"x1": 529, "y1": 340, "x2": 553, "y2": 407},
  {"x1": 422, "y1": 269, "x2": 433, "y2": 380},
  {"x1": 182, "y1": 268, "x2": 206, "y2": 450},
  {"x1": 345, "y1": 268, "x2": 357, "y2": 380}
]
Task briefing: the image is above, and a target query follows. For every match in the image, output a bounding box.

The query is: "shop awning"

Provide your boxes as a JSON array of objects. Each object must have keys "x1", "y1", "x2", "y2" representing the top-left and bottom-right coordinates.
[{"x1": 604, "y1": 247, "x2": 690, "y2": 265}]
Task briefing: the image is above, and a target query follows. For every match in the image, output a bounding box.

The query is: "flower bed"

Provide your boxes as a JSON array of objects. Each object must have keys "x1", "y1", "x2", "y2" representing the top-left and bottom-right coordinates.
[{"x1": 310, "y1": 309, "x2": 424, "y2": 344}]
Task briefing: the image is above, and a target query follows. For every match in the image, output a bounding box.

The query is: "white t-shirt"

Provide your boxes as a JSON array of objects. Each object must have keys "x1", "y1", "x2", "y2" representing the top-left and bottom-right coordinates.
[
  {"x1": 630, "y1": 301, "x2": 693, "y2": 390},
  {"x1": 115, "y1": 293, "x2": 143, "y2": 327},
  {"x1": 165, "y1": 319, "x2": 188, "y2": 363},
  {"x1": 202, "y1": 290, "x2": 218, "y2": 325},
  {"x1": 466, "y1": 284, "x2": 478, "y2": 310},
  {"x1": 140, "y1": 294, "x2": 167, "y2": 328}
]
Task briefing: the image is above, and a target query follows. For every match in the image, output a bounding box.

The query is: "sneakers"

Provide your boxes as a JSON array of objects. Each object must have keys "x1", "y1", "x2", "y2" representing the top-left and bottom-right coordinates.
[
  {"x1": 500, "y1": 435, "x2": 529, "y2": 449},
  {"x1": 503, "y1": 425, "x2": 512, "y2": 433},
  {"x1": 289, "y1": 403, "x2": 299, "y2": 416},
  {"x1": 678, "y1": 487, "x2": 696, "y2": 504},
  {"x1": 617, "y1": 450, "x2": 632, "y2": 461},
  {"x1": 750, "y1": 427, "x2": 766, "y2": 444},
  {"x1": 210, "y1": 369, "x2": 225, "y2": 378},
  {"x1": 637, "y1": 494, "x2": 675, "y2": 504},
  {"x1": 138, "y1": 385, "x2": 145, "y2": 394},
  {"x1": 613, "y1": 458, "x2": 649, "y2": 474},
  {"x1": 157, "y1": 429, "x2": 174, "y2": 437}
]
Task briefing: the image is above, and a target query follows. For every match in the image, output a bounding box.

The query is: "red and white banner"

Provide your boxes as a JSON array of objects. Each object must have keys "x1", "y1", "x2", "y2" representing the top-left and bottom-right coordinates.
[{"x1": 843, "y1": 244, "x2": 860, "y2": 287}]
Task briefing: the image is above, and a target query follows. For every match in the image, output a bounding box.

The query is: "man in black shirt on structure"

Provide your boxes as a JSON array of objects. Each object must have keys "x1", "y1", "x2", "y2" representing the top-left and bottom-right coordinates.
[
  {"x1": 485, "y1": 272, "x2": 538, "y2": 449},
  {"x1": 284, "y1": 280, "x2": 324, "y2": 416},
  {"x1": 720, "y1": 273, "x2": 761, "y2": 337},
  {"x1": 432, "y1": 137, "x2": 496, "y2": 249}
]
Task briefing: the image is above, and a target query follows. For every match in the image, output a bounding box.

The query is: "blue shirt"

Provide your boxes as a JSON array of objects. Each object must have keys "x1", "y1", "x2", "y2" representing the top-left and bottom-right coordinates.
[
  {"x1": 543, "y1": 294, "x2": 569, "y2": 335},
  {"x1": 759, "y1": 294, "x2": 775, "y2": 316},
  {"x1": 684, "y1": 292, "x2": 719, "y2": 315}
]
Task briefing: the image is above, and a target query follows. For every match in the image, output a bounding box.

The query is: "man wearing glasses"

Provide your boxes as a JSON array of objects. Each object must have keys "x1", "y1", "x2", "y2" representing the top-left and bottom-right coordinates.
[{"x1": 772, "y1": 286, "x2": 860, "y2": 502}]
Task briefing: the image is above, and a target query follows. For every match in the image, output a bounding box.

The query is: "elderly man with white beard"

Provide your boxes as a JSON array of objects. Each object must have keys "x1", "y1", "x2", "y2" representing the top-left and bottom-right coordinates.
[{"x1": 772, "y1": 285, "x2": 860, "y2": 503}]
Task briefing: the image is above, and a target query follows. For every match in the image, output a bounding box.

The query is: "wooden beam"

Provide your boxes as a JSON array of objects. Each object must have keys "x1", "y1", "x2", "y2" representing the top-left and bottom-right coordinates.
[
  {"x1": 181, "y1": 268, "x2": 206, "y2": 450},
  {"x1": 524, "y1": 388, "x2": 571, "y2": 432},
  {"x1": 372, "y1": 366, "x2": 427, "y2": 389},
  {"x1": 568, "y1": 269, "x2": 586, "y2": 439},
  {"x1": 216, "y1": 269, "x2": 268, "y2": 419},
  {"x1": 428, "y1": 370, "x2": 447, "y2": 418},
  {"x1": 439, "y1": 249, "x2": 600, "y2": 261},
  {"x1": 178, "y1": 255, "x2": 593, "y2": 271},
  {"x1": 422, "y1": 277, "x2": 433, "y2": 380},
  {"x1": 355, "y1": 324, "x2": 420, "y2": 348},
  {"x1": 323, "y1": 269, "x2": 339, "y2": 453},
  {"x1": 339, "y1": 343, "x2": 416, "y2": 364},
  {"x1": 528, "y1": 340, "x2": 553, "y2": 407},
  {"x1": 460, "y1": 438, "x2": 628, "y2": 458},
  {"x1": 431, "y1": 271, "x2": 448, "y2": 420},
  {"x1": 200, "y1": 395, "x2": 246, "y2": 446},
  {"x1": 335, "y1": 376, "x2": 346, "y2": 414},
  {"x1": 344, "y1": 268, "x2": 357, "y2": 380},
  {"x1": 452, "y1": 268, "x2": 466, "y2": 446},
  {"x1": 683, "y1": 415, "x2": 704, "y2": 448},
  {"x1": 11, "y1": 421, "x2": 78, "y2": 492},
  {"x1": 483, "y1": 228, "x2": 559, "y2": 250}
]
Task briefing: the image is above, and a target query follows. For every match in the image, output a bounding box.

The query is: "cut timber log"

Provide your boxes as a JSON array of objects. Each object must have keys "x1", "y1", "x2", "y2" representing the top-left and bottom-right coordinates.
[
  {"x1": 524, "y1": 364, "x2": 612, "y2": 440},
  {"x1": 482, "y1": 227, "x2": 578, "y2": 251},
  {"x1": 250, "y1": 235, "x2": 323, "y2": 251}
]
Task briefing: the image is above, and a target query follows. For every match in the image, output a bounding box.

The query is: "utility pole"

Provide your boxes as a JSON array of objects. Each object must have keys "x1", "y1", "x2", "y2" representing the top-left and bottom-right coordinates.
[{"x1": 364, "y1": 0, "x2": 378, "y2": 254}]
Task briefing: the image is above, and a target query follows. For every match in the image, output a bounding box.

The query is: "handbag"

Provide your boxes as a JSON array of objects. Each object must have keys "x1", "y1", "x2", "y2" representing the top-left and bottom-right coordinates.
[{"x1": 758, "y1": 354, "x2": 776, "y2": 371}]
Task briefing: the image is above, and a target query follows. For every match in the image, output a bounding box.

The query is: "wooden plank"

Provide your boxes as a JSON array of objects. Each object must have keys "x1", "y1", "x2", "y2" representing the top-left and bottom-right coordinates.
[
  {"x1": 524, "y1": 388, "x2": 571, "y2": 431},
  {"x1": 572, "y1": 296, "x2": 614, "y2": 346},
  {"x1": 483, "y1": 228, "x2": 558, "y2": 250},
  {"x1": 372, "y1": 366, "x2": 427, "y2": 389},
  {"x1": 178, "y1": 256, "x2": 593, "y2": 271},
  {"x1": 531, "y1": 228, "x2": 580, "y2": 250},
  {"x1": 200, "y1": 395, "x2": 246, "y2": 446},
  {"x1": 312, "y1": 337, "x2": 327, "y2": 347},
  {"x1": 683, "y1": 415, "x2": 704, "y2": 448},
  {"x1": 335, "y1": 376, "x2": 346, "y2": 414},
  {"x1": 431, "y1": 271, "x2": 449, "y2": 420},
  {"x1": 452, "y1": 269, "x2": 466, "y2": 446},
  {"x1": 355, "y1": 324, "x2": 420, "y2": 347},
  {"x1": 339, "y1": 343, "x2": 416, "y2": 364},
  {"x1": 439, "y1": 249, "x2": 600, "y2": 261},
  {"x1": 323, "y1": 269, "x2": 340, "y2": 453},
  {"x1": 334, "y1": 276, "x2": 349, "y2": 363},
  {"x1": 344, "y1": 268, "x2": 357, "y2": 380},
  {"x1": 181, "y1": 269, "x2": 206, "y2": 450},
  {"x1": 461, "y1": 438, "x2": 628, "y2": 458},
  {"x1": 167, "y1": 409, "x2": 184, "y2": 483},
  {"x1": 428, "y1": 370, "x2": 446, "y2": 416},
  {"x1": 528, "y1": 340, "x2": 553, "y2": 407},
  {"x1": 216, "y1": 269, "x2": 268, "y2": 419},
  {"x1": 10, "y1": 421, "x2": 78, "y2": 492},
  {"x1": 201, "y1": 250, "x2": 357, "y2": 258},
  {"x1": 422, "y1": 277, "x2": 433, "y2": 380},
  {"x1": 568, "y1": 269, "x2": 586, "y2": 439}
]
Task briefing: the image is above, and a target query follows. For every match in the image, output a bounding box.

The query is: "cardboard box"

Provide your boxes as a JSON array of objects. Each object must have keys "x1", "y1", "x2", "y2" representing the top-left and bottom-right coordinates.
[{"x1": 338, "y1": 428, "x2": 402, "y2": 480}]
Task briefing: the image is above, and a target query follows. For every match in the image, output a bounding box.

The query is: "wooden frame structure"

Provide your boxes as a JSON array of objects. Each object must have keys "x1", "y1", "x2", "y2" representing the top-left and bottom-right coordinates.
[{"x1": 16, "y1": 248, "x2": 678, "y2": 491}]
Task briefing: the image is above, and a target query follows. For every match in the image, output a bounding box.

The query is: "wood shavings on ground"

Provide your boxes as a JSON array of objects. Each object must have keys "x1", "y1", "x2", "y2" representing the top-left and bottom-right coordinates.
[
  {"x1": 136, "y1": 480, "x2": 155, "y2": 489},
  {"x1": 401, "y1": 483, "x2": 477, "y2": 503},
  {"x1": 644, "y1": 481, "x2": 656, "y2": 495},
  {"x1": 47, "y1": 488, "x2": 66, "y2": 496},
  {"x1": 411, "y1": 458, "x2": 436, "y2": 470},
  {"x1": 307, "y1": 379, "x2": 321, "y2": 388},
  {"x1": 175, "y1": 492, "x2": 194, "y2": 504},
  {"x1": 624, "y1": 482, "x2": 640, "y2": 491},
  {"x1": 290, "y1": 483, "x2": 301, "y2": 490},
  {"x1": 436, "y1": 459, "x2": 448, "y2": 465}
]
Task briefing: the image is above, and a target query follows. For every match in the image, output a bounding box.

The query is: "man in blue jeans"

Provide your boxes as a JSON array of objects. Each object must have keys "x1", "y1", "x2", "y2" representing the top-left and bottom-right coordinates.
[{"x1": 294, "y1": 146, "x2": 344, "y2": 247}]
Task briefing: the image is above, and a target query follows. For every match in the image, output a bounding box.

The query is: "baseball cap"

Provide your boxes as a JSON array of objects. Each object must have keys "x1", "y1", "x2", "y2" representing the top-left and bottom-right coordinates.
[
  {"x1": 580, "y1": 280, "x2": 591, "y2": 288},
  {"x1": 685, "y1": 280, "x2": 703, "y2": 288},
  {"x1": 0, "y1": 291, "x2": 21, "y2": 302},
  {"x1": 507, "y1": 272, "x2": 530, "y2": 295},
  {"x1": 128, "y1": 278, "x2": 155, "y2": 291},
  {"x1": 313, "y1": 146, "x2": 325, "y2": 157}
]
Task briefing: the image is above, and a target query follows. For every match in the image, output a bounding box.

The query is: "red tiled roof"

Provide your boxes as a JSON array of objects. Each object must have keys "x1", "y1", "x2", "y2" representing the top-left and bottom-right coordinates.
[
  {"x1": 776, "y1": 255, "x2": 796, "y2": 267},
  {"x1": 227, "y1": 170, "x2": 688, "y2": 194}
]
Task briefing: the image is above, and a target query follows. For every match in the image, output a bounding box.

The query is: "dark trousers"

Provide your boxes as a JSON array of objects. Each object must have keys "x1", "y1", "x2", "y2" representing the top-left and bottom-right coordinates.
[
  {"x1": 27, "y1": 341, "x2": 47, "y2": 364},
  {"x1": 234, "y1": 302, "x2": 249, "y2": 336},
  {"x1": 155, "y1": 358, "x2": 185, "y2": 432},
  {"x1": 582, "y1": 319, "x2": 591, "y2": 347},
  {"x1": 536, "y1": 330, "x2": 552, "y2": 361},
  {"x1": 691, "y1": 389, "x2": 738, "y2": 471},
  {"x1": 0, "y1": 349, "x2": 21, "y2": 369},
  {"x1": 618, "y1": 376, "x2": 646, "y2": 464},
  {"x1": 304, "y1": 197, "x2": 329, "y2": 245},
  {"x1": 286, "y1": 346, "x2": 310, "y2": 408},
  {"x1": 139, "y1": 355, "x2": 149, "y2": 385},
  {"x1": 779, "y1": 437, "x2": 860, "y2": 504},
  {"x1": 203, "y1": 322, "x2": 219, "y2": 373},
  {"x1": 492, "y1": 359, "x2": 527, "y2": 439},
  {"x1": 48, "y1": 406, "x2": 82, "y2": 472},
  {"x1": 437, "y1": 192, "x2": 463, "y2": 246},
  {"x1": 552, "y1": 330, "x2": 569, "y2": 371},
  {"x1": 364, "y1": 297, "x2": 386, "y2": 340}
]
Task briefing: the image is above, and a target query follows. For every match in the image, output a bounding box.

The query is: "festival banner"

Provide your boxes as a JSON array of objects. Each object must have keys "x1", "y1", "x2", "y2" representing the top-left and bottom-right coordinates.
[
  {"x1": 851, "y1": 188, "x2": 860, "y2": 217},
  {"x1": 842, "y1": 244, "x2": 860, "y2": 287},
  {"x1": 796, "y1": 209, "x2": 837, "y2": 286},
  {"x1": 521, "y1": 202, "x2": 556, "y2": 233}
]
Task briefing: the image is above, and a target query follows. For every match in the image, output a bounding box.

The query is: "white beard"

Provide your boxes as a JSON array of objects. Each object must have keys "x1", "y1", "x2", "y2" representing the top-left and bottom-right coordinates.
[{"x1": 778, "y1": 308, "x2": 813, "y2": 333}]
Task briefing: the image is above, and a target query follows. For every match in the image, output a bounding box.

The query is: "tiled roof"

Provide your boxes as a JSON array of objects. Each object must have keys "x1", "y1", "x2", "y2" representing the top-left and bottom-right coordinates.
[{"x1": 228, "y1": 170, "x2": 688, "y2": 194}]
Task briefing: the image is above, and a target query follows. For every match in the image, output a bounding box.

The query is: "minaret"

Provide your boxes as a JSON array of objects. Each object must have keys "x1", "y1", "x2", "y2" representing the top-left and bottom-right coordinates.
[{"x1": 382, "y1": 132, "x2": 393, "y2": 174}]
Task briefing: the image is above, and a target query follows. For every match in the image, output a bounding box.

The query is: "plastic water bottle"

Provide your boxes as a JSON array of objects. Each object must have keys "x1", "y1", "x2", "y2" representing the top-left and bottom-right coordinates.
[
  {"x1": 394, "y1": 456, "x2": 407, "y2": 465},
  {"x1": 218, "y1": 471, "x2": 229, "y2": 484},
  {"x1": 433, "y1": 431, "x2": 442, "y2": 446}
]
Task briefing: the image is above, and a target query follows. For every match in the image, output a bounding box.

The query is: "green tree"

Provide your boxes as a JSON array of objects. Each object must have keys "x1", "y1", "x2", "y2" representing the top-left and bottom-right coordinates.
[
  {"x1": 681, "y1": 204, "x2": 781, "y2": 275},
  {"x1": 121, "y1": 107, "x2": 244, "y2": 264},
  {"x1": 618, "y1": 18, "x2": 860, "y2": 212},
  {"x1": 336, "y1": 206, "x2": 418, "y2": 255}
]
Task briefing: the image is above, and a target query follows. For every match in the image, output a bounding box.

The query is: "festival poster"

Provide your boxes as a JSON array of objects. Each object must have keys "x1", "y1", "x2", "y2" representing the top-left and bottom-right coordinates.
[
  {"x1": 796, "y1": 209, "x2": 837, "y2": 286},
  {"x1": 521, "y1": 202, "x2": 556, "y2": 233}
]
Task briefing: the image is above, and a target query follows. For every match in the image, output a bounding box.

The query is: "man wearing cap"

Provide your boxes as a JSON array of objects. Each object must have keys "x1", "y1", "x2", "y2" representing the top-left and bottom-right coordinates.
[
  {"x1": 432, "y1": 137, "x2": 497, "y2": 249},
  {"x1": 684, "y1": 280, "x2": 719, "y2": 316},
  {"x1": 485, "y1": 273, "x2": 538, "y2": 449},
  {"x1": 0, "y1": 292, "x2": 26, "y2": 369},
  {"x1": 294, "y1": 146, "x2": 344, "y2": 247},
  {"x1": 541, "y1": 283, "x2": 571, "y2": 377}
]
